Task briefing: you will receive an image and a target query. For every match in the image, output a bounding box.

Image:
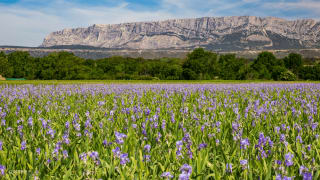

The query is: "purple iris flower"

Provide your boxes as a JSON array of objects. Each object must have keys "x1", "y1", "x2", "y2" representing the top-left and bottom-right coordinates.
[
  {"x1": 28, "y1": 117, "x2": 33, "y2": 127},
  {"x1": 65, "y1": 121, "x2": 70, "y2": 129},
  {"x1": 36, "y1": 148, "x2": 41, "y2": 155},
  {"x1": 240, "y1": 159, "x2": 248, "y2": 170},
  {"x1": 258, "y1": 133, "x2": 267, "y2": 146},
  {"x1": 47, "y1": 128, "x2": 55, "y2": 138},
  {"x1": 144, "y1": 155, "x2": 151, "y2": 162},
  {"x1": 90, "y1": 151, "x2": 99, "y2": 160},
  {"x1": 176, "y1": 140, "x2": 183, "y2": 158},
  {"x1": 283, "y1": 176, "x2": 295, "y2": 180},
  {"x1": 63, "y1": 150, "x2": 68, "y2": 159},
  {"x1": 303, "y1": 172, "x2": 312, "y2": 180},
  {"x1": 112, "y1": 147, "x2": 121, "y2": 158},
  {"x1": 276, "y1": 174, "x2": 282, "y2": 180},
  {"x1": 300, "y1": 166, "x2": 312, "y2": 180},
  {"x1": 144, "y1": 144, "x2": 151, "y2": 153},
  {"x1": 179, "y1": 173, "x2": 190, "y2": 180},
  {"x1": 216, "y1": 139, "x2": 220, "y2": 145},
  {"x1": 179, "y1": 164, "x2": 192, "y2": 180},
  {"x1": 276, "y1": 160, "x2": 282, "y2": 165},
  {"x1": 285, "y1": 152, "x2": 294, "y2": 167},
  {"x1": 280, "y1": 134, "x2": 286, "y2": 142},
  {"x1": 226, "y1": 163, "x2": 232, "y2": 173},
  {"x1": 103, "y1": 140, "x2": 108, "y2": 146},
  {"x1": 198, "y1": 143, "x2": 207, "y2": 150},
  {"x1": 240, "y1": 138, "x2": 250, "y2": 150},
  {"x1": 21, "y1": 140, "x2": 26, "y2": 150},
  {"x1": 311, "y1": 122, "x2": 318, "y2": 131},
  {"x1": 161, "y1": 172, "x2": 173, "y2": 179},
  {"x1": 18, "y1": 125, "x2": 23, "y2": 131},
  {"x1": 1, "y1": 120, "x2": 5, "y2": 126},
  {"x1": 79, "y1": 153, "x2": 87, "y2": 162},
  {"x1": 115, "y1": 132, "x2": 127, "y2": 144},
  {"x1": 296, "y1": 135, "x2": 303, "y2": 143},
  {"x1": 0, "y1": 165, "x2": 5, "y2": 176},
  {"x1": 120, "y1": 153, "x2": 130, "y2": 165},
  {"x1": 180, "y1": 164, "x2": 192, "y2": 175}
]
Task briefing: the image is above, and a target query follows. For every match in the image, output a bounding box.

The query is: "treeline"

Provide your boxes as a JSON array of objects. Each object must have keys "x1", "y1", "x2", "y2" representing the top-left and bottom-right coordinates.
[{"x1": 0, "y1": 48, "x2": 320, "y2": 80}]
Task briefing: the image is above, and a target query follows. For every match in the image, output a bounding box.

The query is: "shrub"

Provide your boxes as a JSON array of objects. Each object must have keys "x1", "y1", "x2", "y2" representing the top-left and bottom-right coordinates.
[{"x1": 279, "y1": 70, "x2": 297, "y2": 81}]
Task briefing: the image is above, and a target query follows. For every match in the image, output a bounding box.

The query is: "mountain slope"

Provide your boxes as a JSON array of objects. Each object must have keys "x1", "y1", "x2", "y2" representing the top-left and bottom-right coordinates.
[{"x1": 41, "y1": 16, "x2": 320, "y2": 51}]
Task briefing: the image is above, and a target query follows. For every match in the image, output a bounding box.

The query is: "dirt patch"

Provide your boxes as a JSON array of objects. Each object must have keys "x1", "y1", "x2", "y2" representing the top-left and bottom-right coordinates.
[{"x1": 0, "y1": 75, "x2": 6, "y2": 80}]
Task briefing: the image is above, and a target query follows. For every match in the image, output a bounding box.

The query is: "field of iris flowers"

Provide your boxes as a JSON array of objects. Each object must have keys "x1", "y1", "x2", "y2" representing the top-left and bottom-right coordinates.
[{"x1": 0, "y1": 83, "x2": 319, "y2": 179}]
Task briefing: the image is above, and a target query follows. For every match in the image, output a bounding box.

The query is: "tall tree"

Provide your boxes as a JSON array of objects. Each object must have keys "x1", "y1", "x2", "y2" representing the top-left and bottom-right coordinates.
[
  {"x1": 283, "y1": 53, "x2": 303, "y2": 75},
  {"x1": 218, "y1": 54, "x2": 245, "y2": 80},
  {"x1": 182, "y1": 48, "x2": 218, "y2": 80},
  {"x1": 7, "y1": 51, "x2": 31, "y2": 78},
  {"x1": 251, "y1": 51, "x2": 282, "y2": 80},
  {"x1": 0, "y1": 51, "x2": 6, "y2": 58},
  {"x1": 0, "y1": 56, "x2": 13, "y2": 77}
]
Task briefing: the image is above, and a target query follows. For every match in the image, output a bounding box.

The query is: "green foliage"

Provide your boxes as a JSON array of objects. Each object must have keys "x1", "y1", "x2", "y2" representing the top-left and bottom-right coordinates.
[
  {"x1": 284, "y1": 53, "x2": 302, "y2": 74},
  {"x1": 7, "y1": 51, "x2": 31, "y2": 78},
  {"x1": 218, "y1": 54, "x2": 245, "y2": 80},
  {"x1": 279, "y1": 70, "x2": 297, "y2": 81},
  {"x1": 0, "y1": 51, "x2": 6, "y2": 58},
  {"x1": 253, "y1": 52, "x2": 277, "y2": 70},
  {"x1": 271, "y1": 66, "x2": 287, "y2": 80},
  {"x1": 183, "y1": 48, "x2": 218, "y2": 80},
  {"x1": 0, "y1": 84, "x2": 318, "y2": 179},
  {"x1": 182, "y1": 68, "x2": 198, "y2": 80},
  {"x1": 251, "y1": 52, "x2": 277, "y2": 80},
  {"x1": 298, "y1": 64, "x2": 320, "y2": 80},
  {"x1": 1, "y1": 49, "x2": 320, "y2": 81},
  {"x1": 0, "y1": 56, "x2": 13, "y2": 77}
]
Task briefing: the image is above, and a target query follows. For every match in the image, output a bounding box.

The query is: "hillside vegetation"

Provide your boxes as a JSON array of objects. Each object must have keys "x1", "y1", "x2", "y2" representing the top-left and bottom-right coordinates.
[{"x1": 0, "y1": 48, "x2": 320, "y2": 81}]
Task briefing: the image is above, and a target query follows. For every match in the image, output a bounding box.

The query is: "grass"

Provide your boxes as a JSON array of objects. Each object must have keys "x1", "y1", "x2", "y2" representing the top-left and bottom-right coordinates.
[
  {"x1": 0, "y1": 79, "x2": 319, "y2": 85},
  {"x1": 0, "y1": 83, "x2": 319, "y2": 179}
]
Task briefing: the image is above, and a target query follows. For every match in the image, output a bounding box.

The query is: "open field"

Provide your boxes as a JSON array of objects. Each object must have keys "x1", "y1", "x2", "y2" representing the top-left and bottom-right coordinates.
[
  {"x1": 0, "y1": 83, "x2": 319, "y2": 179},
  {"x1": 0, "y1": 80, "x2": 319, "y2": 85},
  {"x1": 2, "y1": 46, "x2": 320, "y2": 59}
]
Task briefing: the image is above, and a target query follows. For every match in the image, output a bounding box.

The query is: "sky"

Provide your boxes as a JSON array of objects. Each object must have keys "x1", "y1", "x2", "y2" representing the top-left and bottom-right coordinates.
[{"x1": 0, "y1": 0, "x2": 319, "y2": 47}]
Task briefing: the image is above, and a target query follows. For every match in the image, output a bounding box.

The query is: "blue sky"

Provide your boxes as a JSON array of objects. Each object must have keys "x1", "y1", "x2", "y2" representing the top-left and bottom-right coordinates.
[{"x1": 0, "y1": 0, "x2": 319, "y2": 46}]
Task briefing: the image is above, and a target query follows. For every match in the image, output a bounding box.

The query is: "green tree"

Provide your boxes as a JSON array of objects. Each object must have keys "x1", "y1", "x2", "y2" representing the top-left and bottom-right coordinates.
[
  {"x1": 24, "y1": 57, "x2": 40, "y2": 80},
  {"x1": 271, "y1": 66, "x2": 287, "y2": 81},
  {"x1": 218, "y1": 54, "x2": 245, "y2": 80},
  {"x1": 182, "y1": 48, "x2": 218, "y2": 80},
  {"x1": 84, "y1": 59, "x2": 104, "y2": 79},
  {"x1": 252, "y1": 52, "x2": 277, "y2": 70},
  {"x1": 0, "y1": 56, "x2": 13, "y2": 77},
  {"x1": 7, "y1": 51, "x2": 31, "y2": 78},
  {"x1": 39, "y1": 53, "x2": 58, "y2": 79},
  {"x1": 0, "y1": 51, "x2": 6, "y2": 58},
  {"x1": 251, "y1": 52, "x2": 282, "y2": 80},
  {"x1": 283, "y1": 53, "x2": 303, "y2": 75},
  {"x1": 182, "y1": 68, "x2": 198, "y2": 80},
  {"x1": 299, "y1": 66, "x2": 315, "y2": 80},
  {"x1": 279, "y1": 70, "x2": 297, "y2": 81},
  {"x1": 314, "y1": 63, "x2": 320, "y2": 80}
]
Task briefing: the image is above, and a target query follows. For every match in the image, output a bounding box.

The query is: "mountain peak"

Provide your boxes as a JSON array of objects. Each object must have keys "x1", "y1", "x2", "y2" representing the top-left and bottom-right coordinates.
[{"x1": 41, "y1": 16, "x2": 320, "y2": 51}]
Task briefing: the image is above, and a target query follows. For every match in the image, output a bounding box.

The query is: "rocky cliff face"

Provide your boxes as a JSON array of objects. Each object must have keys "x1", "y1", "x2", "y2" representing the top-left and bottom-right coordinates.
[{"x1": 41, "y1": 16, "x2": 320, "y2": 51}]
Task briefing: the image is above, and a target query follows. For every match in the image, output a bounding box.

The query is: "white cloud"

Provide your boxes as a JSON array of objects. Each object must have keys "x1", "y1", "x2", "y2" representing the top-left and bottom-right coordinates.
[
  {"x1": 0, "y1": 6, "x2": 66, "y2": 46},
  {"x1": 0, "y1": 1, "x2": 183, "y2": 46},
  {"x1": 0, "y1": 0, "x2": 319, "y2": 46},
  {"x1": 162, "y1": 0, "x2": 186, "y2": 9},
  {"x1": 262, "y1": 0, "x2": 320, "y2": 19}
]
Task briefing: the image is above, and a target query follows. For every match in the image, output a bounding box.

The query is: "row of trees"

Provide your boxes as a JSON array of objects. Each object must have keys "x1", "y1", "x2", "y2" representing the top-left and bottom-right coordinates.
[{"x1": 0, "y1": 49, "x2": 320, "y2": 80}]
